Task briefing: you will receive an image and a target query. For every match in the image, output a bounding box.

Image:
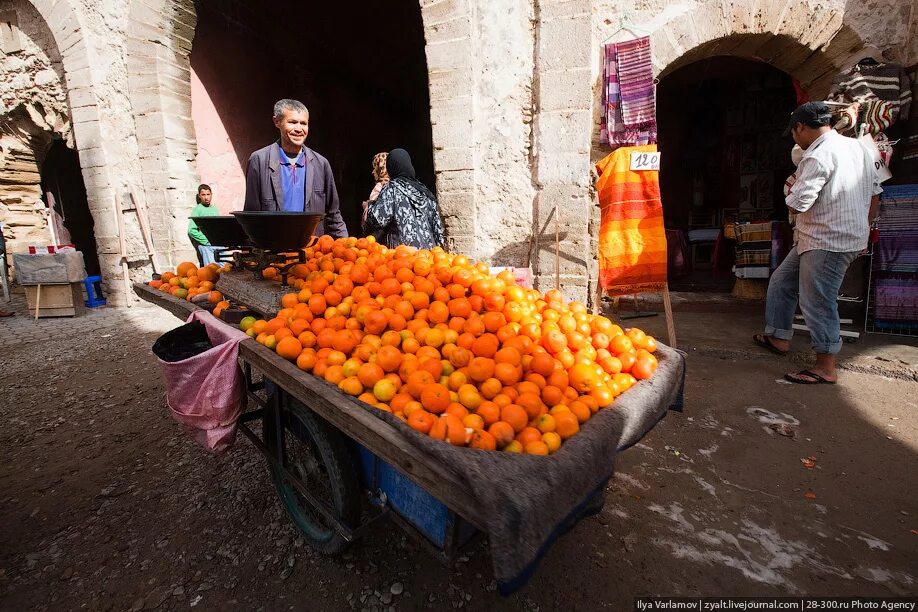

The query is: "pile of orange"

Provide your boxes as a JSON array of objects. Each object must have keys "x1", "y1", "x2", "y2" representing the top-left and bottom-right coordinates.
[
  {"x1": 246, "y1": 235, "x2": 659, "y2": 455},
  {"x1": 148, "y1": 261, "x2": 233, "y2": 315}
]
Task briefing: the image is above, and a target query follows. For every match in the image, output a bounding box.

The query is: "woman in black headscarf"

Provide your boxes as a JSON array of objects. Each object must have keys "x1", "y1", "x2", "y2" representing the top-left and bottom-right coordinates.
[{"x1": 363, "y1": 148, "x2": 445, "y2": 249}]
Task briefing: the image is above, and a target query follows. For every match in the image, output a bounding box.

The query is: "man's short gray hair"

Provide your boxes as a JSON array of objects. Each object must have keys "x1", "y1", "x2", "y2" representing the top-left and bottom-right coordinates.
[{"x1": 273, "y1": 99, "x2": 308, "y2": 119}]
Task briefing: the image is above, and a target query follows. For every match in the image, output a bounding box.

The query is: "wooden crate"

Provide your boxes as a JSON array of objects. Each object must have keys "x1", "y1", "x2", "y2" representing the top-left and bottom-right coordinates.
[
  {"x1": 732, "y1": 278, "x2": 767, "y2": 300},
  {"x1": 23, "y1": 283, "x2": 85, "y2": 317}
]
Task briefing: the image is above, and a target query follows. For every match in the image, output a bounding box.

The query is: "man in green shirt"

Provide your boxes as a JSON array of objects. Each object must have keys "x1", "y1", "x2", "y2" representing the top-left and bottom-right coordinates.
[{"x1": 188, "y1": 184, "x2": 219, "y2": 265}]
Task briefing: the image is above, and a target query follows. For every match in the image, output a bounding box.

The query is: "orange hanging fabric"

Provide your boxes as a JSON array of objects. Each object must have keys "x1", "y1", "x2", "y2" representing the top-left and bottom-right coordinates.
[{"x1": 595, "y1": 144, "x2": 667, "y2": 296}]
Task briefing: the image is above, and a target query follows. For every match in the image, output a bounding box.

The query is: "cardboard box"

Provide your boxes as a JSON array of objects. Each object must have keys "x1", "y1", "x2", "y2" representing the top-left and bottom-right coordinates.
[{"x1": 24, "y1": 283, "x2": 85, "y2": 318}]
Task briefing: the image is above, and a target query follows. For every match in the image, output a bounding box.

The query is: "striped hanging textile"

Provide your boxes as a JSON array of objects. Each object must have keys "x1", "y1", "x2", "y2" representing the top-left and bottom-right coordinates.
[
  {"x1": 733, "y1": 222, "x2": 778, "y2": 279},
  {"x1": 595, "y1": 144, "x2": 667, "y2": 295},
  {"x1": 600, "y1": 38, "x2": 656, "y2": 147},
  {"x1": 615, "y1": 36, "x2": 656, "y2": 128}
]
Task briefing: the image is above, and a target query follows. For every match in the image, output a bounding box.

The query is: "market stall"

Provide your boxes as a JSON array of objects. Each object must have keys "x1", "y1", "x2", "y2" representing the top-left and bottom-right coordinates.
[{"x1": 136, "y1": 212, "x2": 686, "y2": 594}]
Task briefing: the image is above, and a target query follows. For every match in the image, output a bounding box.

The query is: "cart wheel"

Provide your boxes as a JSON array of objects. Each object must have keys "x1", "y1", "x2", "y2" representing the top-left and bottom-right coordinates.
[{"x1": 265, "y1": 396, "x2": 360, "y2": 555}]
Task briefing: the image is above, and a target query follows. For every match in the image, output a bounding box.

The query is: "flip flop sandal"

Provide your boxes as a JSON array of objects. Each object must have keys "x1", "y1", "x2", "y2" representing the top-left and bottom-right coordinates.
[
  {"x1": 753, "y1": 334, "x2": 788, "y2": 355},
  {"x1": 784, "y1": 369, "x2": 836, "y2": 385}
]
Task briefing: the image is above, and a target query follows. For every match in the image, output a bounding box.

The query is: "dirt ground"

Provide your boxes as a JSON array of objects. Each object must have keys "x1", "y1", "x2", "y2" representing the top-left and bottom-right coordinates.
[{"x1": 1, "y1": 290, "x2": 916, "y2": 612}]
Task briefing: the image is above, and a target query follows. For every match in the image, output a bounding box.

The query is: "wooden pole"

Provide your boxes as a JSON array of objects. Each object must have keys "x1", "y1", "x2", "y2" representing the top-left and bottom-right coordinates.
[
  {"x1": 34, "y1": 284, "x2": 41, "y2": 320},
  {"x1": 130, "y1": 189, "x2": 162, "y2": 274},
  {"x1": 115, "y1": 193, "x2": 132, "y2": 308},
  {"x1": 554, "y1": 205, "x2": 560, "y2": 291},
  {"x1": 662, "y1": 282, "x2": 677, "y2": 348}
]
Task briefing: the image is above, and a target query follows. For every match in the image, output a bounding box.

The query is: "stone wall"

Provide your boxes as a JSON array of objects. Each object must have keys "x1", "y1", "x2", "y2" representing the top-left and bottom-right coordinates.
[
  {"x1": 0, "y1": 0, "x2": 69, "y2": 263},
  {"x1": 1, "y1": 0, "x2": 913, "y2": 307}
]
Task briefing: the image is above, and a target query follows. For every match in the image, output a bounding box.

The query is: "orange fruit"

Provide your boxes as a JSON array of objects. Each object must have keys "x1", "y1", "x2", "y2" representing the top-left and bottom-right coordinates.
[
  {"x1": 516, "y1": 392, "x2": 543, "y2": 420},
  {"x1": 420, "y1": 383, "x2": 451, "y2": 414},
  {"x1": 376, "y1": 345, "x2": 403, "y2": 373},
  {"x1": 524, "y1": 441, "x2": 549, "y2": 456},
  {"x1": 324, "y1": 365, "x2": 345, "y2": 385},
  {"x1": 500, "y1": 404, "x2": 528, "y2": 433},
  {"x1": 476, "y1": 401, "x2": 500, "y2": 426},
  {"x1": 471, "y1": 334, "x2": 499, "y2": 358},
  {"x1": 357, "y1": 362, "x2": 385, "y2": 388},
  {"x1": 541, "y1": 385, "x2": 565, "y2": 407},
  {"x1": 494, "y1": 347, "x2": 522, "y2": 365},
  {"x1": 373, "y1": 378, "x2": 398, "y2": 402},
  {"x1": 296, "y1": 350, "x2": 317, "y2": 371},
  {"x1": 488, "y1": 421, "x2": 515, "y2": 447},
  {"x1": 404, "y1": 370, "x2": 434, "y2": 398},
  {"x1": 618, "y1": 352, "x2": 637, "y2": 373},
  {"x1": 176, "y1": 261, "x2": 197, "y2": 277},
  {"x1": 546, "y1": 368, "x2": 569, "y2": 390},
  {"x1": 429, "y1": 414, "x2": 468, "y2": 446},
  {"x1": 529, "y1": 352, "x2": 555, "y2": 377},
  {"x1": 446, "y1": 403, "x2": 469, "y2": 420},
  {"x1": 503, "y1": 440, "x2": 523, "y2": 453},
  {"x1": 533, "y1": 413, "x2": 556, "y2": 433},
  {"x1": 516, "y1": 427, "x2": 542, "y2": 447},
  {"x1": 590, "y1": 384, "x2": 615, "y2": 406},
  {"x1": 632, "y1": 357, "x2": 656, "y2": 380},
  {"x1": 338, "y1": 376, "x2": 363, "y2": 396},
  {"x1": 610, "y1": 334, "x2": 634, "y2": 354},
  {"x1": 542, "y1": 431, "x2": 562, "y2": 453},
  {"x1": 494, "y1": 362, "x2": 521, "y2": 386},
  {"x1": 568, "y1": 363, "x2": 599, "y2": 393},
  {"x1": 275, "y1": 336, "x2": 303, "y2": 361},
  {"x1": 407, "y1": 410, "x2": 436, "y2": 434},
  {"x1": 554, "y1": 411, "x2": 580, "y2": 439},
  {"x1": 568, "y1": 400, "x2": 591, "y2": 424},
  {"x1": 468, "y1": 430, "x2": 497, "y2": 451},
  {"x1": 463, "y1": 414, "x2": 485, "y2": 431},
  {"x1": 467, "y1": 357, "x2": 495, "y2": 383},
  {"x1": 457, "y1": 384, "x2": 482, "y2": 410},
  {"x1": 447, "y1": 370, "x2": 467, "y2": 391}
]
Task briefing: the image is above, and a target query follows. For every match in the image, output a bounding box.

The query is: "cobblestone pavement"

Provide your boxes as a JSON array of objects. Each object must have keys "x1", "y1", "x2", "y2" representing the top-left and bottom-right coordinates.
[{"x1": 1, "y1": 286, "x2": 916, "y2": 611}]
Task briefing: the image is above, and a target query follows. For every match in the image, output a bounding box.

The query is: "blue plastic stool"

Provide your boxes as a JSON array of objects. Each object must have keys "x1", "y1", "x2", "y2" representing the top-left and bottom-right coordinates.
[{"x1": 83, "y1": 275, "x2": 107, "y2": 307}]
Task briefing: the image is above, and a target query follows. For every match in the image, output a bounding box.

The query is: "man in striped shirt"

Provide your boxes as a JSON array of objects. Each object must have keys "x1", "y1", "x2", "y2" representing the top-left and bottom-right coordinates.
[{"x1": 754, "y1": 102, "x2": 882, "y2": 384}]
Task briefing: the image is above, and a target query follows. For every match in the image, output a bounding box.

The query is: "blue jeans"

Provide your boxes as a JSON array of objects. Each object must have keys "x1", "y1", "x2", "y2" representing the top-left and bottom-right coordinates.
[
  {"x1": 197, "y1": 244, "x2": 218, "y2": 265},
  {"x1": 764, "y1": 248, "x2": 858, "y2": 355}
]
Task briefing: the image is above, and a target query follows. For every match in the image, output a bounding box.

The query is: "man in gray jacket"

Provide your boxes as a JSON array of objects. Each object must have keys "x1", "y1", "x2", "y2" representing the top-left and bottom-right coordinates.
[{"x1": 243, "y1": 99, "x2": 348, "y2": 238}]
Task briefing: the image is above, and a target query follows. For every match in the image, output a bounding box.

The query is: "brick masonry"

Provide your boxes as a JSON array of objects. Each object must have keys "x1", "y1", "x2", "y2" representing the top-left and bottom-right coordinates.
[{"x1": 1, "y1": 0, "x2": 916, "y2": 307}]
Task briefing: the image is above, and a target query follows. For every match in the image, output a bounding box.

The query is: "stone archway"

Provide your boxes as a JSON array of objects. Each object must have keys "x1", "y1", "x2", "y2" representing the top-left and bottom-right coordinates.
[
  {"x1": 125, "y1": 0, "x2": 473, "y2": 262},
  {"x1": 645, "y1": 2, "x2": 871, "y2": 95}
]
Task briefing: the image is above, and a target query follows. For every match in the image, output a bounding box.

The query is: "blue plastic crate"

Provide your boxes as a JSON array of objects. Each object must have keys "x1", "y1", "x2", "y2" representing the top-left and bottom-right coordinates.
[{"x1": 352, "y1": 442, "x2": 476, "y2": 549}]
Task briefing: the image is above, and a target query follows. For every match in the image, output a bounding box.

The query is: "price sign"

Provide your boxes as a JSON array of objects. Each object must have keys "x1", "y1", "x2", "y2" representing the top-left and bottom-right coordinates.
[{"x1": 630, "y1": 151, "x2": 661, "y2": 171}]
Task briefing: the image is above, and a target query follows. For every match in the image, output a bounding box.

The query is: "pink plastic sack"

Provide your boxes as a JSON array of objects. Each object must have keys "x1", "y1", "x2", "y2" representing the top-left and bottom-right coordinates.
[{"x1": 156, "y1": 310, "x2": 248, "y2": 453}]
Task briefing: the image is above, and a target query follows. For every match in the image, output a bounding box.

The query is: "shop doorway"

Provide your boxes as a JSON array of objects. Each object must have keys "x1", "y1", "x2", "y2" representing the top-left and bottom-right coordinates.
[
  {"x1": 40, "y1": 139, "x2": 99, "y2": 276},
  {"x1": 189, "y1": 0, "x2": 435, "y2": 235},
  {"x1": 657, "y1": 56, "x2": 799, "y2": 291}
]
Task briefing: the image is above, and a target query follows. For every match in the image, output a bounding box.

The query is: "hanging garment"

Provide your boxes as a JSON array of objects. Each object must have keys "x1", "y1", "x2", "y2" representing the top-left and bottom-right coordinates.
[
  {"x1": 615, "y1": 37, "x2": 656, "y2": 128},
  {"x1": 733, "y1": 222, "x2": 781, "y2": 279},
  {"x1": 828, "y1": 63, "x2": 912, "y2": 123},
  {"x1": 862, "y1": 98, "x2": 895, "y2": 134},
  {"x1": 600, "y1": 39, "x2": 656, "y2": 146},
  {"x1": 594, "y1": 145, "x2": 667, "y2": 296}
]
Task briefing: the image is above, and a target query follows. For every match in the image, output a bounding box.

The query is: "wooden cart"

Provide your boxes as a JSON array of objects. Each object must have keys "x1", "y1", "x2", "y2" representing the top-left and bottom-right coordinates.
[{"x1": 135, "y1": 276, "x2": 682, "y2": 585}]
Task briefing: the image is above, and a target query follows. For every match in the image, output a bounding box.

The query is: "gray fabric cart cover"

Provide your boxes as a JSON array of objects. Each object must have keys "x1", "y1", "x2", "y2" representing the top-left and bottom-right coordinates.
[
  {"x1": 13, "y1": 251, "x2": 87, "y2": 284},
  {"x1": 366, "y1": 343, "x2": 685, "y2": 594}
]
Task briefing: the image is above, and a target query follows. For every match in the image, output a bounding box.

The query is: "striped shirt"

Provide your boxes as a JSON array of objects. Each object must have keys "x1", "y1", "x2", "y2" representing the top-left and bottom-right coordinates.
[{"x1": 787, "y1": 130, "x2": 882, "y2": 254}]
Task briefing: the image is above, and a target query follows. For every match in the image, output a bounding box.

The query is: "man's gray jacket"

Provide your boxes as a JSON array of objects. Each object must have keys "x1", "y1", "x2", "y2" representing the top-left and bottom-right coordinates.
[{"x1": 242, "y1": 141, "x2": 348, "y2": 238}]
